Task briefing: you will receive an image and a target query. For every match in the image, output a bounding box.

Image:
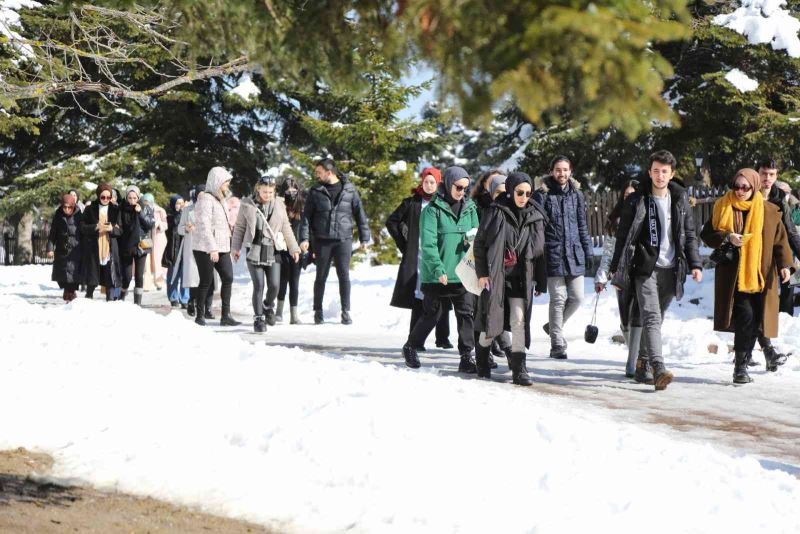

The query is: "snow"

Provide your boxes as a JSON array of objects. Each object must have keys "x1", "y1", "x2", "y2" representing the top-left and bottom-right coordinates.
[
  {"x1": 499, "y1": 139, "x2": 531, "y2": 172},
  {"x1": 725, "y1": 68, "x2": 760, "y2": 92},
  {"x1": 388, "y1": 160, "x2": 407, "y2": 175},
  {"x1": 519, "y1": 123, "x2": 534, "y2": 140},
  {"x1": 714, "y1": 0, "x2": 800, "y2": 58},
  {"x1": 0, "y1": 0, "x2": 40, "y2": 59},
  {"x1": 229, "y1": 74, "x2": 261, "y2": 102},
  {"x1": 417, "y1": 130, "x2": 439, "y2": 140},
  {"x1": 2, "y1": 265, "x2": 800, "y2": 533}
]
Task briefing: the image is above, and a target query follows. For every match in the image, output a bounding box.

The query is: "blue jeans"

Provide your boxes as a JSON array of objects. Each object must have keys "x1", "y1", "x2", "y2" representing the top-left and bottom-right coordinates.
[{"x1": 167, "y1": 264, "x2": 190, "y2": 304}]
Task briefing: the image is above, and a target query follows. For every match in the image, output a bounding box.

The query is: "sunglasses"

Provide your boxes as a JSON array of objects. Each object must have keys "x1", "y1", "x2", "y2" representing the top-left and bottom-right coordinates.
[
  {"x1": 515, "y1": 190, "x2": 532, "y2": 198},
  {"x1": 99, "y1": 194, "x2": 112, "y2": 200},
  {"x1": 259, "y1": 176, "x2": 276, "y2": 185},
  {"x1": 732, "y1": 184, "x2": 753, "y2": 192},
  {"x1": 452, "y1": 184, "x2": 468, "y2": 193}
]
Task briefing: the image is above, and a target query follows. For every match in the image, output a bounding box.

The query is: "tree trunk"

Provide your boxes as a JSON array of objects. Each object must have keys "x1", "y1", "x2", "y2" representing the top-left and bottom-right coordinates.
[{"x1": 14, "y1": 211, "x2": 34, "y2": 265}]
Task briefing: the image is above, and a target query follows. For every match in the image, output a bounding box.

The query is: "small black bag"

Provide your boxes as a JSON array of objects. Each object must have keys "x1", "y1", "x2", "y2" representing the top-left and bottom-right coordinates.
[
  {"x1": 584, "y1": 293, "x2": 599, "y2": 344},
  {"x1": 710, "y1": 242, "x2": 737, "y2": 265}
]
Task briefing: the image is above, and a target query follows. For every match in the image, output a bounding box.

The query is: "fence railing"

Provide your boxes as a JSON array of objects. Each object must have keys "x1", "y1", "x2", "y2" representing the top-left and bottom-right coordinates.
[{"x1": 2, "y1": 231, "x2": 53, "y2": 266}]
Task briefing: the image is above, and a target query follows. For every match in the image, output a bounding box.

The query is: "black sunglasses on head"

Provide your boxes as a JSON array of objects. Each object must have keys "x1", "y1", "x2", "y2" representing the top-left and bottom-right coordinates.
[{"x1": 259, "y1": 176, "x2": 276, "y2": 185}]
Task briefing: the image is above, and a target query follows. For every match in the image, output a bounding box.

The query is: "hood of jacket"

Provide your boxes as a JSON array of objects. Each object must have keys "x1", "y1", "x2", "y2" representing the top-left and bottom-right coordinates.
[{"x1": 205, "y1": 167, "x2": 233, "y2": 199}]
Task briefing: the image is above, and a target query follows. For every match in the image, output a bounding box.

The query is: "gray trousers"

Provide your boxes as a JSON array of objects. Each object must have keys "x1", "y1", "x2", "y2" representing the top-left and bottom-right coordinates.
[
  {"x1": 547, "y1": 276, "x2": 585, "y2": 350},
  {"x1": 478, "y1": 297, "x2": 526, "y2": 353},
  {"x1": 247, "y1": 261, "x2": 281, "y2": 316},
  {"x1": 633, "y1": 267, "x2": 676, "y2": 365}
]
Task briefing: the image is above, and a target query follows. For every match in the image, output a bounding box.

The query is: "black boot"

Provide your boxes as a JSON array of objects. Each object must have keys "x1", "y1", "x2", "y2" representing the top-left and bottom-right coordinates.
[
  {"x1": 734, "y1": 351, "x2": 754, "y2": 384},
  {"x1": 253, "y1": 315, "x2": 266, "y2": 333},
  {"x1": 265, "y1": 308, "x2": 276, "y2": 326},
  {"x1": 763, "y1": 345, "x2": 785, "y2": 372},
  {"x1": 187, "y1": 299, "x2": 196, "y2": 317},
  {"x1": 220, "y1": 306, "x2": 241, "y2": 327},
  {"x1": 341, "y1": 310, "x2": 352, "y2": 325},
  {"x1": 458, "y1": 352, "x2": 477, "y2": 374},
  {"x1": 435, "y1": 340, "x2": 454, "y2": 349},
  {"x1": 634, "y1": 357, "x2": 654, "y2": 385},
  {"x1": 745, "y1": 352, "x2": 760, "y2": 367},
  {"x1": 204, "y1": 308, "x2": 215, "y2": 320},
  {"x1": 314, "y1": 310, "x2": 324, "y2": 324},
  {"x1": 402, "y1": 343, "x2": 421, "y2": 369},
  {"x1": 651, "y1": 360, "x2": 674, "y2": 391},
  {"x1": 194, "y1": 301, "x2": 206, "y2": 326},
  {"x1": 510, "y1": 352, "x2": 533, "y2": 386},
  {"x1": 489, "y1": 340, "x2": 501, "y2": 369},
  {"x1": 119, "y1": 289, "x2": 128, "y2": 301},
  {"x1": 133, "y1": 288, "x2": 143, "y2": 306},
  {"x1": 475, "y1": 343, "x2": 492, "y2": 379}
]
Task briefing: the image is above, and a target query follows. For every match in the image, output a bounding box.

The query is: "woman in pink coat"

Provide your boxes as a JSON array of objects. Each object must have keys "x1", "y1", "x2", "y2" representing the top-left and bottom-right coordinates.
[{"x1": 143, "y1": 193, "x2": 168, "y2": 289}]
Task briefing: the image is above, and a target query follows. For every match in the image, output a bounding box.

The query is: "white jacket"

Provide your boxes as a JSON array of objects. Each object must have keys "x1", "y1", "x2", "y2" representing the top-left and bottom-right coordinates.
[{"x1": 192, "y1": 167, "x2": 233, "y2": 253}]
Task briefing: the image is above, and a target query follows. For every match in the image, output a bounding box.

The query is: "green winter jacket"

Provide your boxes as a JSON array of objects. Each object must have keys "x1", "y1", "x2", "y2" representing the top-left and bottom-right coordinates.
[{"x1": 419, "y1": 194, "x2": 479, "y2": 284}]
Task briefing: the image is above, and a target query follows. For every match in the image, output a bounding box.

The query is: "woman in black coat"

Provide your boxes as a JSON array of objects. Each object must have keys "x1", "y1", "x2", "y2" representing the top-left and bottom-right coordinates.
[
  {"x1": 386, "y1": 167, "x2": 452, "y2": 351},
  {"x1": 163, "y1": 194, "x2": 190, "y2": 307},
  {"x1": 473, "y1": 172, "x2": 548, "y2": 385},
  {"x1": 81, "y1": 183, "x2": 123, "y2": 300},
  {"x1": 47, "y1": 193, "x2": 83, "y2": 302},
  {"x1": 118, "y1": 185, "x2": 155, "y2": 305}
]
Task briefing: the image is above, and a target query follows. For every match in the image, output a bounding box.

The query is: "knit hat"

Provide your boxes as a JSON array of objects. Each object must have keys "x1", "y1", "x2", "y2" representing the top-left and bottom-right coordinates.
[
  {"x1": 125, "y1": 185, "x2": 141, "y2": 198},
  {"x1": 505, "y1": 172, "x2": 533, "y2": 199},
  {"x1": 96, "y1": 183, "x2": 113, "y2": 199},
  {"x1": 488, "y1": 174, "x2": 507, "y2": 197}
]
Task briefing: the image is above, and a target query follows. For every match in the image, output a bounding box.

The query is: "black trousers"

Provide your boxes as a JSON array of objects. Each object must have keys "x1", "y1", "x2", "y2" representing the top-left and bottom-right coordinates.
[
  {"x1": 86, "y1": 285, "x2": 116, "y2": 301},
  {"x1": 194, "y1": 251, "x2": 234, "y2": 313},
  {"x1": 410, "y1": 297, "x2": 451, "y2": 346},
  {"x1": 248, "y1": 261, "x2": 281, "y2": 315},
  {"x1": 278, "y1": 252, "x2": 301, "y2": 306},
  {"x1": 733, "y1": 291, "x2": 764, "y2": 352},
  {"x1": 313, "y1": 238, "x2": 351, "y2": 312},
  {"x1": 190, "y1": 283, "x2": 214, "y2": 308},
  {"x1": 121, "y1": 254, "x2": 147, "y2": 290},
  {"x1": 407, "y1": 285, "x2": 474, "y2": 355}
]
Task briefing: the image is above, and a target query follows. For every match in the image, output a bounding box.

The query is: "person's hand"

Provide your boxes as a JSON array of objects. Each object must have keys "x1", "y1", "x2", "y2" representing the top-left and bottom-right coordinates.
[
  {"x1": 105, "y1": 223, "x2": 114, "y2": 233},
  {"x1": 96, "y1": 222, "x2": 104, "y2": 232},
  {"x1": 232, "y1": 250, "x2": 240, "y2": 262},
  {"x1": 439, "y1": 274, "x2": 448, "y2": 285},
  {"x1": 292, "y1": 252, "x2": 300, "y2": 263},
  {"x1": 134, "y1": 204, "x2": 141, "y2": 213},
  {"x1": 728, "y1": 233, "x2": 744, "y2": 247},
  {"x1": 478, "y1": 277, "x2": 490, "y2": 290},
  {"x1": 300, "y1": 241, "x2": 309, "y2": 253},
  {"x1": 781, "y1": 268, "x2": 791, "y2": 284},
  {"x1": 47, "y1": 251, "x2": 54, "y2": 259},
  {"x1": 210, "y1": 251, "x2": 219, "y2": 263},
  {"x1": 186, "y1": 223, "x2": 194, "y2": 233},
  {"x1": 594, "y1": 282, "x2": 605, "y2": 294},
  {"x1": 692, "y1": 269, "x2": 703, "y2": 282}
]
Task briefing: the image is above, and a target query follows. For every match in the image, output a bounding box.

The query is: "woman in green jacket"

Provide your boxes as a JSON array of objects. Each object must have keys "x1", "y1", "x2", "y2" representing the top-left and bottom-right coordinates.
[{"x1": 402, "y1": 166, "x2": 480, "y2": 372}]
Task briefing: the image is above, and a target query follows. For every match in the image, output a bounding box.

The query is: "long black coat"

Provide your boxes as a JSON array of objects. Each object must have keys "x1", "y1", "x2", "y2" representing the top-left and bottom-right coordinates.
[
  {"x1": 119, "y1": 203, "x2": 155, "y2": 258},
  {"x1": 163, "y1": 209, "x2": 182, "y2": 268},
  {"x1": 80, "y1": 202, "x2": 123, "y2": 287},
  {"x1": 472, "y1": 197, "x2": 548, "y2": 347},
  {"x1": 48, "y1": 207, "x2": 83, "y2": 285},
  {"x1": 386, "y1": 195, "x2": 423, "y2": 309}
]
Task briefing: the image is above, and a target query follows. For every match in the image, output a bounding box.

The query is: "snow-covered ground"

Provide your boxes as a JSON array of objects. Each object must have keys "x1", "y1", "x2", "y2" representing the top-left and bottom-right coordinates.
[{"x1": 2, "y1": 263, "x2": 800, "y2": 533}]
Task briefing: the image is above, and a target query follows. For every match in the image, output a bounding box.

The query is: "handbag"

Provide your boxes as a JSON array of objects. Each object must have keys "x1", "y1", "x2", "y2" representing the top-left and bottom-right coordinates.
[
  {"x1": 584, "y1": 292, "x2": 599, "y2": 344},
  {"x1": 455, "y1": 243, "x2": 482, "y2": 296},
  {"x1": 138, "y1": 237, "x2": 153, "y2": 250},
  {"x1": 255, "y1": 208, "x2": 288, "y2": 251},
  {"x1": 710, "y1": 241, "x2": 736, "y2": 265},
  {"x1": 503, "y1": 249, "x2": 517, "y2": 268}
]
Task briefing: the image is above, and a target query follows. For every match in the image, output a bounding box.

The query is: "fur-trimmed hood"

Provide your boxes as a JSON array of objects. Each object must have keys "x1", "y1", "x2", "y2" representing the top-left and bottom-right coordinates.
[{"x1": 535, "y1": 175, "x2": 582, "y2": 194}]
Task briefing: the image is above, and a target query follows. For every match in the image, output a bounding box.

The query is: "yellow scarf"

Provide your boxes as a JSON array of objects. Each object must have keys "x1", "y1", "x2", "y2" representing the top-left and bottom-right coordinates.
[
  {"x1": 98, "y1": 208, "x2": 111, "y2": 265},
  {"x1": 712, "y1": 190, "x2": 764, "y2": 293}
]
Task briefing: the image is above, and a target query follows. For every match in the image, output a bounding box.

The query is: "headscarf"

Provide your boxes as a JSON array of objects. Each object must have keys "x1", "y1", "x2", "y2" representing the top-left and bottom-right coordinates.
[
  {"x1": 96, "y1": 183, "x2": 113, "y2": 199},
  {"x1": 439, "y1": 166, "x2": 470, "y2": 204},
  {"x1": 712, "y1": 168, "x2": 764, "y2": 293},
  {"x1": 413, "y1": 167, "x2": 442, "y2": 200},
  {"x1": 504, "y1": 172, "x2": 533, "y2": 200},
  {"x1": 169, "y1": 194, "x2": 183, "y2": 212},
  {"x1": 488, "y1": 174, "x2": 507, "y2": 197},
  {"x1": 125, "y1": 185, "x2": 141, "y2": 198},
  {"x1": 142, "y1": 193, "x2": 155, "y2": 204}
]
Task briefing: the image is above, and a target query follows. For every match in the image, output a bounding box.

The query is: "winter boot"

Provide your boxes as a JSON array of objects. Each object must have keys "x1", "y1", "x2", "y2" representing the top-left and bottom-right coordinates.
[
  {"x1": 475, "y1": 343, "x2": 492, "y2": 379},
  {"x1": 549, "y1": 346, "x2": 568, "y2": 360},
  {"x1": 187, "y1": 299, "x2": 196, "y2": 317},
  {"x1": 220, "y1": 306, "x2": 241, "y2": 327},
  {"x1": 119, "y1": 289, "x2": 128, "y2": 301},
  {"x1": 500, "y1": 344, "x2": 513, "y2": 368},
  {"x1": 290, "y1": 306, "x2": 301, "y2": 325},
  {"x1": 275, "y1": 300, "x2": 285, "y2": 323},
  {"x1": 651, "y1": 361, "x2": 674, "y2": 391},
  {"x1": 204, "y1": 308, "x2": 215, "y2": 320},
  {"x1": 763, "y1": 345, "x2": 786, "y2": 372},
  {"x1": 314, "y1": 309, "x2": 324, "y2": 325},
  {"x1": 402, "y1": 343, "x2": 421, "y2": 369},
  {"x1": 194, "y1": 302, "x2": 207, "y2": 326},
  {"x1": 634, "y1": 357, "x2": 654, "y2": 385},
  {"x1": 625, "y1": 327, "x2": 643, "y2": 378},
  {"x1": 133, "y1": 288, "x2": 143, "y2": 306},
  {"x1": 253, "y1": 315, "x2": 267, "y2": 333},
  {"x1": 510, "y1": 352, "x2": 533, "y2": 386},
  {"x1": 265, "y1": 308, "x2": 276, "y2": 326},
  {"x1": 489, "y1": 340, "x2": 502, "y2": 369},
  {"x1": 436, "y1": 340, "x2": 454, "y2": 349},
  {"x1": 458, "y1": 352, "x2": 477, "y2": 374},
  {"x1": 341, "y1": 310, "x2": 352, "y2": 325},
  {"x1": 734, "y1": 351, "x2": 754, "y2": 384}
]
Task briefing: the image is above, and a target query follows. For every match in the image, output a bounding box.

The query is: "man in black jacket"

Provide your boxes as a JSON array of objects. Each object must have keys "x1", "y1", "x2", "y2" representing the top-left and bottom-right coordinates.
[
  {"x1": 299, "y1": 159, "x2": 371, "y2": 325},
  {"x1": 610, "y1": 150, "x2": 703, "y2": 391},
  {"x1": 756, "y1": 158, "x2": 800, "y2": 367}
]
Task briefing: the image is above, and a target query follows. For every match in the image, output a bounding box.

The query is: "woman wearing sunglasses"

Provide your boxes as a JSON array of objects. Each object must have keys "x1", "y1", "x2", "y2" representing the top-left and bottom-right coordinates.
[
  {"x1": 119, "y1": 186, "x2": 155, "y2": 305},
  {"x1": 402, "y1": 166, "x2": 480, "y2": 372},
  {"x1": 80, "y1": 183, "x2": 123, "y2": 300},
  {"x1": 701, "y1": 168, "x2": 793, "y2": 384},
  {"x1": 232, "y1": 175, "x2": 300, "y2": 333},
  {"x1": 472, "y1": 172, "x2": 548, "y2": 384},
  {"x1": 47, "y1": 192, "x2": 84, "y2": 302}
]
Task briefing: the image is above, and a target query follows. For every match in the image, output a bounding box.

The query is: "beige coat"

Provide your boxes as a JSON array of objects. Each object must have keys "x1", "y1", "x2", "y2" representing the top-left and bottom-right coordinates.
[
  {"x1": 192, "y1": 167, "x2": 233, "y2": 253},
  {"x1": 231, "y1": 196, "x2": 300, "y2": 256}
]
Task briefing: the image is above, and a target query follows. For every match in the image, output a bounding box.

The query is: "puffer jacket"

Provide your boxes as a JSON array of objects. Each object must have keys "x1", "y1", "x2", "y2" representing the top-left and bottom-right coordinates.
[
  {"x1": 532, "y1": 176, "x2": 593, "y2": 277},
  {"x1": 418, "y1": 193, "x2": 479, "y2": 284},
  {"x1": 231, "y1": 196, "x2": 301, "y2": 255},
  {"x1": 193, "y1": 167, "x2": 234, "y2": 253},
  {"x1": 119, "y1": 202, "x2": 155, "y2": 258},
  {"x1": 299, "y1": 177, "x2": 371, "y2": 243}
]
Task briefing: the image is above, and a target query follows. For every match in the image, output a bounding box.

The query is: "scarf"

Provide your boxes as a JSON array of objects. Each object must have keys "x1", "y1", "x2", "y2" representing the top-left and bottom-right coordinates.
[
  {"x1": 98, "y1": 205, "x2": 111, "y2": 265},
  {"x1": 712, "y1": 171, "x2": 765, "y2": 293}
]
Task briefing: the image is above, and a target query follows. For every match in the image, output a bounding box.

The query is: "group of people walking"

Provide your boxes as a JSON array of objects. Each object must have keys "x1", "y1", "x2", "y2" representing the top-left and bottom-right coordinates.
[{"x1": 47, "y1": 151, "x2": 798, "y2": 388}]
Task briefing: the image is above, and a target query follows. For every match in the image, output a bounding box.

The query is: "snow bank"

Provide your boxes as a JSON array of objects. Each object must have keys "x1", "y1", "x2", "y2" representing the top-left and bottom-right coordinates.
[
  {"x1": 2, "y1": 266, "x2": 800, "y2": 533},
  {"x1": 714, "y1": 0, "x2": 800, "y2": 58},
  {"x1": 725, "y1": 68, "x2": 760, "y2": 92}
]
